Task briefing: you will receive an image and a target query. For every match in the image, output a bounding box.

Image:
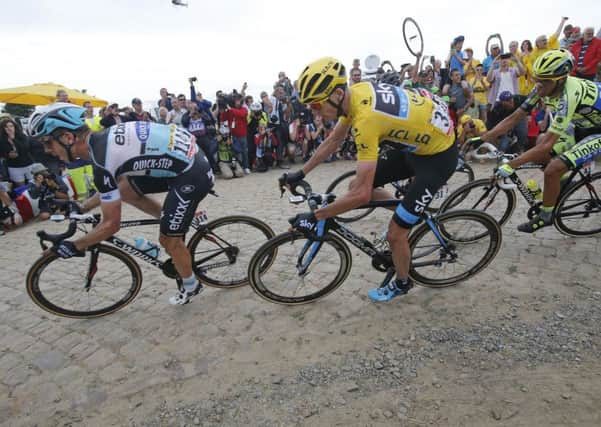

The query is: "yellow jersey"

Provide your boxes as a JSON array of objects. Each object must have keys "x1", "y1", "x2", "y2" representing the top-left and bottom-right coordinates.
[{"x1": 339, "y1": 81, "x2": 455, "y2": 160}]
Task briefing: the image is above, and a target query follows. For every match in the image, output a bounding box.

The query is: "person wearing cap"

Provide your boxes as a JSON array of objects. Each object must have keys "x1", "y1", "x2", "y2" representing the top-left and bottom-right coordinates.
[
  {"x1": 27, "y1": 162, "x2": 69, "y2": 220},
  {"x1": 448, "y1": 35, "x2": 466, "y2": 78},
  {"x1": 127, "y1": 98, "x2": 153, "y2": 122},
  {"x1": 463, "y1": 47, "x2": 480, "y2": 82},
  {"x1": 457, "y1": 114, "x2": 487, "y2": 149},
  {"x1": 531, "y1": 16, "x2": 568, "y2": 64},
  {"x1": 482, "y1": 43, "x2": 501, "y2": 75},
  {"x1": 487, "y1": 90, "x2": 528, "y2": 153}
]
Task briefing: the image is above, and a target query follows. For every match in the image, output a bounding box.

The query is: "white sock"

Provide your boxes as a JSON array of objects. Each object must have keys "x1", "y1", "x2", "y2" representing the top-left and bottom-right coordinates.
[{"x1": 182, "y1": 274, "x2": 199, "y2": 292}]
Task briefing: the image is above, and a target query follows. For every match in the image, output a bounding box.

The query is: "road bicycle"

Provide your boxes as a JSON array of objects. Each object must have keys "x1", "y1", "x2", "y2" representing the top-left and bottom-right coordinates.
[
  {"x1": 439, "y1": 138, "x2": 601, "y2": 237},
  {"x1": 26, "y1": 201, "x2": 275, "y2": 318},
  {"x1": 247, "y1": 180, "x2": 502, "y2": 305},
  {"x1": 325, "y1": 147, "x2": 474, "y2": 223}
]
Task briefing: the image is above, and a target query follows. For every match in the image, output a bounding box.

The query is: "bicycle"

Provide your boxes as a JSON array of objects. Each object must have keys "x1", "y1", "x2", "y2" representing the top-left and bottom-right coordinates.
[
  {"x1": 26, "y1": 200, "x2": 276, "y2": 318},
  {"x1": 439, "y1": 138, "x2": 601, "y2": 237},
  {"x1": 247, "y1": 180, "x2": 502, "y2": 305},
  {"x1": 325, "y1": 145, "x2": 475, "y2": 223}
]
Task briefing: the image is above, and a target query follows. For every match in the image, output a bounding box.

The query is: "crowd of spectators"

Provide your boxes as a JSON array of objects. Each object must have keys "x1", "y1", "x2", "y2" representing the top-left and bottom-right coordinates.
[{"x1": 2, "y1": 17, "x2": 601, "y2": 235}]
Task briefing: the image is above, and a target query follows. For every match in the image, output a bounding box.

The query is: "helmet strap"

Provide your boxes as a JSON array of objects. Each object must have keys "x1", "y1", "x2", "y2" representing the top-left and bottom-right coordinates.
[{"x1": 326, "y1": 90, "x2": 346, "y2": 118}]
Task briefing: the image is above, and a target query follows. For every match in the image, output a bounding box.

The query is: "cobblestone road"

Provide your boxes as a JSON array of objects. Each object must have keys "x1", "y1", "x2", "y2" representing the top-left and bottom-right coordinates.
[{"x1": 1, "y1": 160, "x2": 600, "y2": 426}]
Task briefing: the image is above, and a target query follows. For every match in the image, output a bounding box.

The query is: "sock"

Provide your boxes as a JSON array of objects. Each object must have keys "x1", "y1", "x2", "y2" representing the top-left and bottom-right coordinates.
[
  {"x1": 540, "y1": 206, "x2": 554, "y2": 221},
  {"x1": 394, "y1": 277, "x2": 410, "y2": 289},
  {"x1": 182, "y1": 274, "x2": 199, "y2": 292}
]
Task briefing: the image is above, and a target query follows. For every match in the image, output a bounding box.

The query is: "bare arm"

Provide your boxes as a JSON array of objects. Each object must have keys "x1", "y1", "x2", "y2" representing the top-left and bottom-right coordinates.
[
  {"x1": 514, "y1": 56, "x2": 526, "y2": 76},
  {"x1": 481, "y1": 107, "x2": 529, "y2": 141},
  {"x1": 301, "y1": 121, "x2": 351, "y2": 175},
  {"x1": 74, "y1": 200, "x2": 121, "y2": 251},
  {"x1": 508, "y1": 131, "x2": 559, "y2": 169},
  {"x1": 553, "y1": 17, "x2": 569, "y2": 39},
  {"x1": 486, "y1": 60, "x2": 497, "y2": 83},
  {"x1": 315, "y1": 160, "x2": 377, "y2": 220}
]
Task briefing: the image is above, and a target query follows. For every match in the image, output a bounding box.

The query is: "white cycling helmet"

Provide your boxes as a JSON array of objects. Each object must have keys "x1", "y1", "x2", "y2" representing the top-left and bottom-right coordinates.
[{"x1": 250, "y1": 102, "x2": 263, "y2": 112}]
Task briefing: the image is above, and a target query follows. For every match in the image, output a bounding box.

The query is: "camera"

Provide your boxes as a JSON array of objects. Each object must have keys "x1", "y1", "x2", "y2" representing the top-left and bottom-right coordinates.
[
  {"x1": 217, "y1": 93, "x2": 234, "y2": 110},
  {"x1": 270, "y1": 114, "x2": 279, "y2": 125},
  {"x1": 189, "y1": 76, "x2": 197, "y2": 82},
  {"x1": 500, "y1": 53, "x2": 511, "y2": 60}
]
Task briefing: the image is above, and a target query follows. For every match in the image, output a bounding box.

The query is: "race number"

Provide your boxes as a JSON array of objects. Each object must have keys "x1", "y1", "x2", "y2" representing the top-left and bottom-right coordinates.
[{"x1": 430, "y1": 96, "x2": 452, "y2": 135}]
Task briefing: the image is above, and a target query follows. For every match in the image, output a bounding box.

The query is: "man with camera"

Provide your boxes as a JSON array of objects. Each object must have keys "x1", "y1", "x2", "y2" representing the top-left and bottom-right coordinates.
[
  {"x1": 27, "y1": 163, "x2": 70, "y2": 220},
  {"x1": 268, "y1": 85, "x2": 292, "y2": 168},
  {"x1": 247, "y1": 102, "x2": 268, "y2": 169},
  {"x1": 218, "y1": 92, "x2": 251, "y2": 174}
]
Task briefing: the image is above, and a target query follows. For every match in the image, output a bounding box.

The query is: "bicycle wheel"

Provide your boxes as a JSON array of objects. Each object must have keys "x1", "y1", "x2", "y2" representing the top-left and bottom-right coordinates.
[
  {"x1": 402, "y1": 17, "x2": 424, "y2": 57},
  {"x1": 428, "y1": 161, "x2": 475, "y2": 209},
  {"x1": 554, "y1": 171, "x2": 601, "y2": 236},
  {"x1": 439, "y1": 178, "x2": 516, "y2": 226},
  {"x1": 188, "y1": 215, "x2": 275, "y2": 288},
  {"x1": 409, "y1": 210, "x2": 502, "y2": 287},
  {"x1": 248, "y1": 231, "x2": 352, "y2": 305},
  {"x1": 325, "y1": 170, "x2": 375, "y2": 223},
  {"x1": 26, "y1": 244, "x2": 142, "y2": 319}
]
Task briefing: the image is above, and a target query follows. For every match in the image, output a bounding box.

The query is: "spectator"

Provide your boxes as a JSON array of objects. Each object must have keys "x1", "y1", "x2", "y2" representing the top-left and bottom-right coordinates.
[
  {"x1": 157, "y1": 107, "x2": 170, "y2": 124},
  {"x1": 289, "y1": 112, "x2": 311, "y2": 163},
  {"x1": 463, "y1": 47, "x2": 480, "y2": 83},
  {"x1": 349, "y1": 68, "x2": 362, "y2": 85},
  {"x1": 442, "y1": 68, "x2": 473, "y2": 122},
  {"x1": 0, "y1": 182, "x2": 22, "y2": 234},
  {"x1": 432, "y1": 59, "x2": 443, "y2": 89},
  {"x1": 182, "y1": 101, "x2": 218, "y2": 173},
  {"x1": 275, "y1": 72, "x2": 294, "y2": 97},
  {"x1": 189, "y1": 80, "x2": 212, "y2": 116},
  {"x1": 127, "y1": 98, "x2": 153, "y2": 122},
  {"x1": 560, "y1": 24, "x2": 575, "y2": 49},
  {"x1": 27, "y1": 163, "x2": 69, "y2": 221},
  {"x1": 269, "y1": 85, "x2": 292, "y2": 168},
  {"x1": 531, "y1": 17, "x2": 568, "y2": 64},
  {"x1": 83, "y1": 101, "x2": 103, "y2": 132},
  {"x1": 487, "y1": 91, "x2": 528, "y2": 153},
  {"x1": 247, "y1": 102, "x2": 268, "y2": 169},
  {"x1": 56, "y1": 89, "x2": 70, "y2": 103},
  {"x1": 469, "y1": 64, "x2": 490, "y2": 122},
  {"x1": 100, "y1": 103, "x2": 125, "y2": 127},
  {"x1": 448, "y1": 36, "x2": 466, "y2": 78},
  {"x1": 487, "y1": 52, "x2": 525, "y2": 103},
  {"x1": 224, "y1": 94, "x2": 251, "y2": 174},
  {"x1": 253, "y1": 122, "x2": 278, "y2": 172},
  {"x1": 157, "y1": 88, "x2": 173, "y2": 111},
  {"x1": 596, "y1": 61, "x2": 601, "y2": 82},
  {"x1": 570, "y1": 27, "x2": 601, "y2": 80},
  {"x1": 518, "y1": 40, "x2": 535, "y2": 95},
  {"x1": 482, "y1": 43, "x2": 501, "y2": 74},
  {"x1": 457, "y1": 114, "x2": 487, "y2": 148},
  {"x1": 0, "y1": 117, "x2": 34, "y2": 187},
  {"x1": 167, "y1": 94, "x2": 188, "y2": 125}
]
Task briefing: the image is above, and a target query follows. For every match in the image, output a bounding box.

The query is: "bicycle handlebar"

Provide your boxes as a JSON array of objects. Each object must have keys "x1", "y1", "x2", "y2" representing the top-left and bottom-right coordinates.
[{"x1": 464, "y1": 137, "x2": 518, "y2": 161}]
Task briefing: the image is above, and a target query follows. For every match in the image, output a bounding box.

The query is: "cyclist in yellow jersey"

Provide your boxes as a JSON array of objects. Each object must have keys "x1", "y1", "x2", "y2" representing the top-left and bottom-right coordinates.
[
  {"x1": 481, "y1": 49, "x2": 601, "y2": 233},
  {"x1": 280, "y1": 57, "x2": 458, "y2": 302}
]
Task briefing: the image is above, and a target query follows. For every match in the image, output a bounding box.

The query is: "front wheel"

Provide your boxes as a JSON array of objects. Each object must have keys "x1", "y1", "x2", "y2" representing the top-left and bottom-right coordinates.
[
  {"x1": 248, "y1": 231, "x2": 352, "y2": 305},
  {"x1": 409, "y1": 210, "x2": 502, "y2": 287},
  {"x1": 26, "y1": 244, "x2": 142, "y2": 319},
  {"x1": 554, "y1": 171, "x2": 601, "y2": 237},
  {"x1": 439, "y1": 178, "x2": 516, "y2": 226},
  {"x1": 188, "y1": 215, "x2": 276, "y2": 288}
]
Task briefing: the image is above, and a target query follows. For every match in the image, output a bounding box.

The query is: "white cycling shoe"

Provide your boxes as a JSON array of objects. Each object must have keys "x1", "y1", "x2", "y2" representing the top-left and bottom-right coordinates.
[{"x1": 169, "y1": 283, "x2": 203, "y2": 305}]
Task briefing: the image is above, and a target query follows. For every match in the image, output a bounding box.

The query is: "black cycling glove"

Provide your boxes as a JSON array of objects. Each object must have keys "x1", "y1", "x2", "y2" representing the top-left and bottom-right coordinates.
[{"x1": 52, "y1": 240, "x2": 85, "y2": 259}]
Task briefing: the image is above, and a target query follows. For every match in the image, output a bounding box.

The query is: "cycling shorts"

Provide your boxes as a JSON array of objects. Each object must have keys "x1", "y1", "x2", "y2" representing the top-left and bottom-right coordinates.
[
  {"x1": 129, "y1": 152, "x2": 214, "y2": 236},
  {"x1": 559, "y1": 132, "x2": 601, "y2": 169},
  {"x1": 372, "y1": 144, "x2": 458, "y2": 229}
]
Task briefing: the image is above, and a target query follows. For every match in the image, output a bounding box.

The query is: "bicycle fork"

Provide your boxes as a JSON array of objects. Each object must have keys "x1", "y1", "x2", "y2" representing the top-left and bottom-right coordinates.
[
  {"x1": 295, "y1": 219, "x2": 327, "y2": 275},
  {"x1": 84, "y1": 246, "x2": 101, "y2": 291}
]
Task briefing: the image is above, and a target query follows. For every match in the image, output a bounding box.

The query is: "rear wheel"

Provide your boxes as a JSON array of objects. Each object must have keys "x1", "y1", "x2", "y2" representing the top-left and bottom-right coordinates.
[
  {"x1": 325, "y1": 171, "x2": 376, "y2": 223},
  {"x1": 554, "y1": 171, "x2": 601, "y2": 236},
  {"x1": 188, "y1": 215, "x2": 275, "y2": 288}
]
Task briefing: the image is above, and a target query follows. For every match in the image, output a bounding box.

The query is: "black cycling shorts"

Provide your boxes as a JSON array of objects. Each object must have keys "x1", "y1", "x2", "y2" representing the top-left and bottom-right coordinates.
[
  {"x1": 372, "y1": 144, "x2": 458, "y2": 229},
  {"x1": 128, "y1": 152, "x2": 214, "y2": 236}
]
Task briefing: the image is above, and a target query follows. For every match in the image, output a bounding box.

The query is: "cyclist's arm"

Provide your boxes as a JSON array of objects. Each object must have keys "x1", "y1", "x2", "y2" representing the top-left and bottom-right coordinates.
[
  {"x1": 315, "y1": 160, "x2": 377, "y2": 220},
  {"x1": 507, "y1": 131, "x2": 559, "y2": 169},
  {"x1": 481, "y1": 107, "x2": 528, "y2": 142},
  {"x1": 73, "y1": 200, "x2": 122, "y2": 251},
  {"x1": 300, "y1": 120, "x2": 350, "y2": 175}
]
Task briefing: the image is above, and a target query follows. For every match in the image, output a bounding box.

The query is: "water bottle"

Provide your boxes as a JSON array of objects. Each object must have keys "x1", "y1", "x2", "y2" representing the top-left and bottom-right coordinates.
[
  {"x1": 134, "y1": 237, "x2": 160, "y2": 258},
  {"x1": 526, "y1": 179, "x2": 542, "y2": 201}
]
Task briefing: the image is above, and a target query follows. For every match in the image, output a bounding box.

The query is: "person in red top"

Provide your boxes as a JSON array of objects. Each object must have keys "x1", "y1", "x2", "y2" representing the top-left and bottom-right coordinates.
[
  {"x1": 570, "y1": 27, "x2": 601, "y2": 80},
  {"x1": 221, "y1": 94, "x2": 251, "y2": 174}
]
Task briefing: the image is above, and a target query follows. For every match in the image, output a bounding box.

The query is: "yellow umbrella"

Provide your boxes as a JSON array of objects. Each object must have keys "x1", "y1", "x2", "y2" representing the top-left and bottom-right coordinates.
[{"x1": 0, "y1": 82, "x2": 108, "y2": 107}]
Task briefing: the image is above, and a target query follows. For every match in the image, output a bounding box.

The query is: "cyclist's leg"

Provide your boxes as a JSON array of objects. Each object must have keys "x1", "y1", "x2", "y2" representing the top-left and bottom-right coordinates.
[
  {"x1": 514, "y1": 118, "x2": 529, "y2": 153},
  {"x1": 371, "y1": 148, "x2": 415, "y2": 205},
  {"x1": 159, "y1": 154, "x2": 214, "y2": 280},
  {"x1": 120, "y1": 176, "x2": 167, "y2": 218}
]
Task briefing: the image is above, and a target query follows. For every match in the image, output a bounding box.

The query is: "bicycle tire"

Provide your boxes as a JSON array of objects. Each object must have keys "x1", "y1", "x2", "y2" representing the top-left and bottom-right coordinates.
[
  {"x1": 409, "y1": 210, "x2": 502, "y2": 287},
  {"x1": 439, "y1": 178, "x2": 516, "y2": 226},
  {"x1": 26, "y1": 244, "x2": 142, "y2": 319},
  {"x1": 325, "y1": 170, "x2": 375, "y2": 223},
  {"x1": 402, "y1": 17, "x2": 424, "y2": 57},
  {"x1": 248, "y1": 231, "x2": 352, "y2": 305},
  {"x1": 554, "y1": 171, "x2": 601, "y2": 237},
  {"x1": 188, "y1": 215, "x2": 275, "y2": 288}
]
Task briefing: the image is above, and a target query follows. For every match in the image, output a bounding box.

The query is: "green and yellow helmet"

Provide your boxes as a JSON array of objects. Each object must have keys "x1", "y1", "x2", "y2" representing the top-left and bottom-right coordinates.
[
  {"x1": 532, "y1": 49, "x2": 574, "y2": 80},
  {"x1": 297, "y1": 57, "x2": 347, "y2": 104}
]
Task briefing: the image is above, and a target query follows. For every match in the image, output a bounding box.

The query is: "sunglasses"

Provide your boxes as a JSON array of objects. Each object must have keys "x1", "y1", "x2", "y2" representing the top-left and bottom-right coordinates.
[{"x1": 309, "y1": 102, "x2": 323, "y2": 111}]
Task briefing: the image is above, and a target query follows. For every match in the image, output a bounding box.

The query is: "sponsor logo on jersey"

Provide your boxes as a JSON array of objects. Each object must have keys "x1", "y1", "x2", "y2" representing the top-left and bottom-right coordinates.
[
  {"x1": 135, "y1": 122, "x2": 150, "y2": 142},
  {"x1": 132, "y1": 158, "x2": 174, "y2": 171},
  {"x1": 371, "y1": 82, "x2": 409, "y2": 119},
  {"x1": 169, "y1": 190, "x2": 191, "y2": 231}
]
